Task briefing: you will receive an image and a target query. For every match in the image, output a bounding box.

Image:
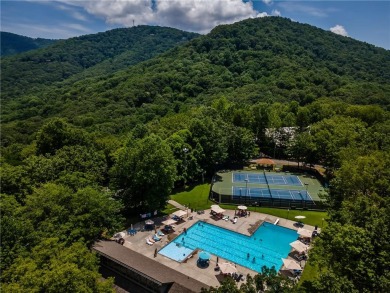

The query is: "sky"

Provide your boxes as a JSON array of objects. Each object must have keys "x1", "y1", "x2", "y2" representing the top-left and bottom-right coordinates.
[{"x1": 1, "y1": 1, "x2": 389, "y2": 49}]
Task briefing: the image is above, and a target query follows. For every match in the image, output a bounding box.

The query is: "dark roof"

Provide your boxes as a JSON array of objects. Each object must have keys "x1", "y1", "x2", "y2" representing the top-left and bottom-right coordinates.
[{"x1": 92, "y1": 240, "x2": 209, "y2": 293}]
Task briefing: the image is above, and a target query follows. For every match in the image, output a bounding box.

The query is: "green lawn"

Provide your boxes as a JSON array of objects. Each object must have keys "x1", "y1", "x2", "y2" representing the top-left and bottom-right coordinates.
[{"x1": 169, "y1": 183, "x2": 327, "y2": 227}]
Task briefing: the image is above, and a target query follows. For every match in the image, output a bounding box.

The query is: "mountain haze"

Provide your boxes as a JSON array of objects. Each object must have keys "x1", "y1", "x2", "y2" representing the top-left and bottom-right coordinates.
[{"x1": 0, "y1": 32, "x2": 57, "y2": 57}]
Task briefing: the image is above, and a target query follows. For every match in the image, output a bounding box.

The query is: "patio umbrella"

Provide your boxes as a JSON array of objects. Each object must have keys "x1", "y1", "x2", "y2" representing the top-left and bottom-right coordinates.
[
  {"x1": 211, "y1": 205, "x2": 225, "y2": 214},
  {"x1": 172, "y1": 210, "x2": 187, "y2": 218},
  {"x1": 113, "y1": 232, "x2": 126, "y2": 239},
  {"x1": 297, "y1": 228, "x2": 312, "y2": 238},
  {"x1": 199, "y1": 251, "x2": 211, "y2": 260},
  {"x1": 290, "y1": 240, "x2": 309, "y2": 253},
  {"x1": 145, "y1": 219, "x2": 154, "y2": 225},
  {"x1": 295, "y1": 215, "x2": 306, "y2": 219},
  {"x1": 282, "y1": 258, "x2": 302, "y2": 271},
  {"x1": 237, "y1": 205, "x2": 247, "y2": 210},
  {"x1": 162, "y1": 218, "x2": 177, "y2": 226},
  {"x1": 219, "y1": 263, "x2": 237, "y2": 275}
]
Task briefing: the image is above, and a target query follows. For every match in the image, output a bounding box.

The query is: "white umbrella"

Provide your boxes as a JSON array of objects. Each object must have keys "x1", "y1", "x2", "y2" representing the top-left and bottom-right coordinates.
[
  {"x1": 290, "y1": 240, "x2": 309, "y2": 253},
  {"x1": 219, "y1": 263, "x2": 237, "y2": 275},
  {"x1": 113, "y1": 232, "x2": 126, "y2": 239},
  {"x1": 237, "y1": 205, "x2": 247, "y2": 210},
  {"x1": 172, "y1": 210, "x2": 187, "y2": 218},
  {"x1": 282, "y1": 258, "x2": 302, "y2": 270},
  {"x1": 297, "y1": 228, "x2": 312, "y2": 238},
  {"x1": 162, "y1": 218, "x2": 177, "y2": 226},
  {"x1": 211, "y1": 205, "x2": 225, "y2": 214},
  {"x1": 295, "y1": 215, "x2": 306, "y2": 219}
]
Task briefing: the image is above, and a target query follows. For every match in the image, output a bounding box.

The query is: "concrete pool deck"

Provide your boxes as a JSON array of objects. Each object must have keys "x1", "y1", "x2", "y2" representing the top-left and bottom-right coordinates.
[{"x1": 116, "y1": 209, "x2": 317, "y2": 288}]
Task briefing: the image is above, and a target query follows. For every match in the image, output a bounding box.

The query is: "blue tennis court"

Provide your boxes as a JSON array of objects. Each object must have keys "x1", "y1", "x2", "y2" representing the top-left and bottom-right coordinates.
[
  {"x1": 233, "y1": 186, "x2": 312, "y2": 201},
  {"x1": 233, "y1": 172, "x2": 302, "y2": 186}
]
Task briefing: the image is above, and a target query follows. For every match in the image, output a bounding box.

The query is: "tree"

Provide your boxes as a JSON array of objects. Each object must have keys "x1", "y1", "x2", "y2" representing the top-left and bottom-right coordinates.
[
  {"x1": 287, "y1": 132, "x2": 316, "y2": 167},
  {"x1": 307, "y1": 151, "x2": 390, "y2": 292},
  {"x1": 227, "y1": 126, "x2": 258, "y2": 164},
  {"x1": 0, "y1": 163, "x2": 31, "y2": 199},
  {"x1": 111, "y1": 134, "x2": 176, "y2": 213},
  {"x1": 36, "y1": 118, "x2": 91, "y2": 156},
  {"x1": 0, "y1": 194, "x2": 36, "y2": 272},
  {"x1": 23, "y1": 183, "x2": 123, "y2": 245},
  {"x1": 166, "y1": 129, "x2": 202, "y2": 185},
  {"x1": 201, "y1": 276, "x2": 240, "y2": 293},
  {"x1": 189, "y1": 109, "x2": 228, "y2": 173},
  {"x1": 310, "y1": 116, "x2": 366, "y2": 170},
  {"x1": 1, "y1": 238, "x2": 114, "y2": 292}
]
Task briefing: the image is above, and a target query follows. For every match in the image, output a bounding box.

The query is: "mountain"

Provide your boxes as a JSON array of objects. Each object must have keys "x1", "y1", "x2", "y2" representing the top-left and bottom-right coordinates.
[
  {"x1": 1, "y1": 26, "x2": 199, "y2": 99},
  {"x1": 0, "y1": 32, "x2": 57, "y2": 56},
  {"x1": 2, "y1": 17, "x2": 389, "y2": 143}
]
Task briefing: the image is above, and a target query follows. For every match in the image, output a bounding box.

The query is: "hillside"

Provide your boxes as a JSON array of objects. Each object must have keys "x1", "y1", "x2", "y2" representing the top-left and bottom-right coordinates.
[
  {"x1": 1, "y1": 17, "x2": 390, "y2": 144},
  {"x1": 1, "y1": 26, "x2": 199, "y2": 99},
  {"x1": 1, "y1": 17, "x2": 389, "y2": 293},
  {"x1": 0, "y1": 32, "x2": 57, "y2": 57}
]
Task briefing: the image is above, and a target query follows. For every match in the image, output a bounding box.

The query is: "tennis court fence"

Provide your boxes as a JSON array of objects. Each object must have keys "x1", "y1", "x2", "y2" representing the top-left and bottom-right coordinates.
[{"x1": 209, "y1": 190, "x2": 325, "y2": 210}]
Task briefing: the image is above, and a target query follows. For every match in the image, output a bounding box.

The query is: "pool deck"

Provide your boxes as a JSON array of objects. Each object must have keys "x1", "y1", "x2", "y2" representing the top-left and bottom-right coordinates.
[{"x1": 116, "y1": 210, "x2": 317, "y2": 288}]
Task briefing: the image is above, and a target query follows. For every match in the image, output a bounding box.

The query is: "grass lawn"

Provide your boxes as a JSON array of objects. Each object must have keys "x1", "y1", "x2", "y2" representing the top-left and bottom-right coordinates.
[
  {"x1": 170, "y1": 183, "x2": 213, "y2": 210},
  {"x1": 169, "y1": 183, "x2": 327, "y2": 227}
]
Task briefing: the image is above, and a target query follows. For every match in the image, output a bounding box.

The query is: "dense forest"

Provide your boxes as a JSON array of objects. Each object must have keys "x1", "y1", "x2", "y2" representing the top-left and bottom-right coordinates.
[
  {"x1": 1, "y1": 17, "x2": 389, "y2": 292},
  {"x1": 1, "y1": 26, "x2": 199, "y2": 100},
  {"x1": 0, "y1": 32, "x2": 57, "y2": 57}
]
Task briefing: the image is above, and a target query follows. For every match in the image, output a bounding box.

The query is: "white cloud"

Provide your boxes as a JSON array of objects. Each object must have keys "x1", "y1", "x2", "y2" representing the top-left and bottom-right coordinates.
[
  {"x1": 57, "y1": 4, "x2": 88, "y2": 21},
  {"x1": 57, "y1": 0, "x2": 258, "y2": 34},
  {"x1": 1, "y1": 22, "x2": 93, "y2": 39},
  {"x1": 330, "y1": 24, "x2": 348, "y2": 36},
  {"x1": 278, "y1": 2, "x2": 336, "y2": 18},
  {"x1": 257, "y1": 12, "x2": 269, "y2": 18},
  {"x1": 272, "y1": 9, "x2": 281, "y2": 17},
  {"x1": 262, "y1": 0, "x2": 273, "y2": 4},
  {"x1": 155, "y1": 0, "x2": 256, "y2": 33}
]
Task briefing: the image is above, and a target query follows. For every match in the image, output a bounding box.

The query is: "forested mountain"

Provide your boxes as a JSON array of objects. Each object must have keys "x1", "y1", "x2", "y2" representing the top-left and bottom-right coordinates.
[
  {"x1": 2, "y1": 17, "x2": 389, "y2": 146},
  {"x1": 1, "y1": 17, "x2": 390, "y2": 292},
  {"x1": 0, "y1": 32, "x2": 57, "y2": 57},
  {"x1": 1, "y1": 26, "x2": 199, "y2": 99}
]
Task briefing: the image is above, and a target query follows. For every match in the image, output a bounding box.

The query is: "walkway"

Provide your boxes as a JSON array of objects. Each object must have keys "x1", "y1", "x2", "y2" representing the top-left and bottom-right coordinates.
[{"x1": 167, "y1": 199, "x2": 187, "y2": 211}]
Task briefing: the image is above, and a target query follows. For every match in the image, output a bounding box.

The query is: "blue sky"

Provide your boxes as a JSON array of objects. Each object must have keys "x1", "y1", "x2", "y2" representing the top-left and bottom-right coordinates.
[{"x1": 1, "y1": 1, "x2": 389, "y2": 49}]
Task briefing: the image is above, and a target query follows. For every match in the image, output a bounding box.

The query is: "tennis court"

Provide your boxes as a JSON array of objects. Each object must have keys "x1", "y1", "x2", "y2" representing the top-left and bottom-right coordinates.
[
  {"x1": 232, "y1": 186, "x2": 313, "y2": 202},
  {"x1": 233, "y1": 172, "x2": 302, "y2": 186}
]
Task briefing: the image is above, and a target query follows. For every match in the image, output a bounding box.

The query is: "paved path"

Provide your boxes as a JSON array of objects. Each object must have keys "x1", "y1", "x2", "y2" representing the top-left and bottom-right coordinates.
[{"x1": 167, "y1": 199, "x2": 187, "y2": 210}]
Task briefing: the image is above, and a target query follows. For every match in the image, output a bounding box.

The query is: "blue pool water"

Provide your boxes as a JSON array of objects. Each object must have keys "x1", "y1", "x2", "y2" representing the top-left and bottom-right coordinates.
[{"x1": 158, "y1": 221, "x2": 298, "y2": 272}]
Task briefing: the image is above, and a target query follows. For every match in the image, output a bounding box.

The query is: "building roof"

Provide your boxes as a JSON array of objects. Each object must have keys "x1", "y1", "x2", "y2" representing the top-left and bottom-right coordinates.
[
  {"x1": 93, "y1": 240, "x2": 208, "y2": 293},
  {"x1": 251, "y1": 158, "x2": 276, "y2": 165}
]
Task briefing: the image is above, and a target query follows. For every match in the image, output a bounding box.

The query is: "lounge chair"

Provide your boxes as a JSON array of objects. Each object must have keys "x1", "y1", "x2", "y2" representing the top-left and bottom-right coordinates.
[
  {"x1": 153, "y1": 234, "x2": 161, "y2": 241},
  {"x1": 223, "y1": 215, "x2": 229, "y2": 221},
  {"x1": 294, "y1": 254, "x2": 306, "y2": 261},
  {"x1": 146, "y1": 238, "x2": 154, "y2": 245},
  {"x1": 157, "y1": 230, "x2": 165, "y2": 237}
]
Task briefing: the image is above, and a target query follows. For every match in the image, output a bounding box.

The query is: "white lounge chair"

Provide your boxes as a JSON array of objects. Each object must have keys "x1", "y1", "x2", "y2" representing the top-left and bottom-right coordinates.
[{"x1": 146, "y1": 238, "x2": 154, "y2": 245}]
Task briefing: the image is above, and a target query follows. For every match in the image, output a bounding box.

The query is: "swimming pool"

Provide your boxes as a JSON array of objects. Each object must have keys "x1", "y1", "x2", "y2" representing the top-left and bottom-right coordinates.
[{"x1": 158, "y1": 221, "x2": 298, "y2": 272}]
